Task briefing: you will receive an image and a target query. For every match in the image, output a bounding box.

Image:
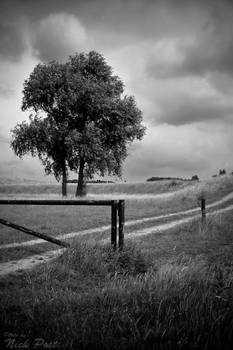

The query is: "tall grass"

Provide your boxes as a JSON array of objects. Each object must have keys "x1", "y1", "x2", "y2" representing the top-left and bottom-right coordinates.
[{"x1": 1, "y1": 237, "x2": 233, "y2": 349}]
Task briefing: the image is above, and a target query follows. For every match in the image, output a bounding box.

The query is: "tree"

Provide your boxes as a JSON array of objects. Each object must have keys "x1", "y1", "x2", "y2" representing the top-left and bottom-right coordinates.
[
  {"x1": 219, "y1": 169, "x2": 226, "y2": 176},
  {"x1": 191, "y1": 175, "x2": 199, "y2": 181},
  {"x1": 11, "y1": 51, "x2": 146, "y2": 196}
]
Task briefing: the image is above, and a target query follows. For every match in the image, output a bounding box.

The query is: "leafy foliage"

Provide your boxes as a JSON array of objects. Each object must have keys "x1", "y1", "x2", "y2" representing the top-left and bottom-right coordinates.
[
  {"x1": 11, "y1": 51, "x2": 146, "y2": 195},
  {"x1": 11, "y1": 115, "x2": 68, "y2": 181}
]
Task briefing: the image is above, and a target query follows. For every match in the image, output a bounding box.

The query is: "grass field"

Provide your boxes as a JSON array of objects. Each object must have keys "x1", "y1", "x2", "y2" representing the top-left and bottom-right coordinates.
[
  {"x1": 1, "y1": 211, "x2": 233, "y2": 349},
  {"x1": 0, "y1": 179, "x2": 192, "y2": 196},
  {"x1": 1, "y1": 175, "x2": 233, "y2": 349},
  {"x1": 1, "y1": 175, "x2": 233, "y2": 245}
]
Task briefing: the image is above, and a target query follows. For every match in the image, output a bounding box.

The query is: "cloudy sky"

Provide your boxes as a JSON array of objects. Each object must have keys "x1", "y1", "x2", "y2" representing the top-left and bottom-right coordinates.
[{"x1": 0, "y1": 0, "x2": 233, "y2": 182}]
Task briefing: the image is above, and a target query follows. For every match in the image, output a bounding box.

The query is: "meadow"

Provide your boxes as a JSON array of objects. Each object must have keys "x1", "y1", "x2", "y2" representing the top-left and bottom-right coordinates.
[
  {"x1": 1, "y1": 176, "x2": 233, "y2": 349},
  {"x1": 0, "y1": 179, "x2": 190, "y2": 196},
  {"x1": 0, "y1": 180, "x2": 193, "y2": 248}
]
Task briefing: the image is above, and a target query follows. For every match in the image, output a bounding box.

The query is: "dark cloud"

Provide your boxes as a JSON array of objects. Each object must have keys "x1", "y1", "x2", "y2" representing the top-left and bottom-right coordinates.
[
  {"x1": 130, "y1": 69, "x2": 233, "y2": 126},
  {"x1": 147, "y1": 0, "x2": 233, "y2": 79},
  {"x1": 1, "y1": 0, "x2": 233, "y2": 66},
  {"x1": 0, "y1": 22, "x2": 26, "y2": 61},
  {"x1": 158, "y1": 95, "x2": 233, "y2": 125},
  {"x1": 1, "y1": 0, "x2": 78, "y2": 21},
  {"x1": 32, "y1": 13, "x2": 88, "y2": 61},
  {"x1": 0, "y1": 0, "x2": 80, "y2": 60},
  {"x1": 208, "y1": 73, "x2": 233, "y2": 96},
  {"x1": 181, "y1": 42, "x2": 233, "y2": 77},
  {"x1": 1, "y1": 0, "x2": 230, "y2": 61},
  {"x1": 183, "y1": 1, "x2": 233, "y2": 76}
]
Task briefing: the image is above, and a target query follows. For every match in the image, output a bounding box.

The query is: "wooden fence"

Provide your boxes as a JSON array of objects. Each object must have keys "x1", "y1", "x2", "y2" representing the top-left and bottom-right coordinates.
[{"x1": 0, "y1": 199, "x2": 125, "y2": 250}]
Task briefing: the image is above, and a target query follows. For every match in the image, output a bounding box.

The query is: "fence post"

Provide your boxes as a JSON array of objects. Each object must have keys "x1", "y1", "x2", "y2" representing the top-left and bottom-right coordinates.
[
  {"x1": 111, "y1": 200, "x2": 117, "y2": 249},
  {"x1": 118, "y1": 200, "x2": 125, "y2": 250},
  {"x1": 201, "y1": 198, "x2": 206, "y2": 225}
]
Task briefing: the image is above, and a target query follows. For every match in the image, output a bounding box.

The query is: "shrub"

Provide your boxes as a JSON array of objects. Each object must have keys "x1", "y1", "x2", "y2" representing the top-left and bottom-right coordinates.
[
  {"x1": 191, "y1": 175, "x2": 199, "y2": 181},
  {"x1": 59, "y1": 241, "x2": 149, "y2": 277}
]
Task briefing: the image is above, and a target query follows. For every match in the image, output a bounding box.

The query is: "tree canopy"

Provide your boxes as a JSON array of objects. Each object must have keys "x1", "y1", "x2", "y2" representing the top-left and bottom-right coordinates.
[
  {"x1": 11, "y1": 51, "x2": 146, "y2": 196},
  {"x1": 11, "y1": 115, "x2": 70, "y2": 195}
]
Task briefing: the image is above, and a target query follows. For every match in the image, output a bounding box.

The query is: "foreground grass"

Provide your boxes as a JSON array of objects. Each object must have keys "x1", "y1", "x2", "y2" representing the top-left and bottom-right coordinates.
[{"x1": 1, "y1": 212, "x2": 233, "y2": 349}]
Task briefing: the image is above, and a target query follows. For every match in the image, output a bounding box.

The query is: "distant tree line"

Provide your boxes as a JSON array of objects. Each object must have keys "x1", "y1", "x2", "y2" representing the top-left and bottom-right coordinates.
[
  {"x1": 146, "y1": 175, "x2": 199, "y2": 182},
  {"x1": 67, "y1": 179, "x2": 114, "y2": 184},
  {"x1": 219, "y1": 169, "x2": 226, "y2": 175},
  {"x1": 212, "y1": 169, "x2": 227, "y2": 177}
]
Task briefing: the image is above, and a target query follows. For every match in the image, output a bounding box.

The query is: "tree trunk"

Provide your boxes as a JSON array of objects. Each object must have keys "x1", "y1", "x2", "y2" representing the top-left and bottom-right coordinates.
[
  {"x1": 62, "y1": 162, "x2": 67, "y2": 197},
  {"x1": 76, "y1": 159, "x2": 86, "y2": 197}
]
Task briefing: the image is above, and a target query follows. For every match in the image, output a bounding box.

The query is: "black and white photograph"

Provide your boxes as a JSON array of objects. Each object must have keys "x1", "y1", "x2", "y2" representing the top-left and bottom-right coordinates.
[{"x1": 1, "y1": 0, "x2": 233, "y2": 349}]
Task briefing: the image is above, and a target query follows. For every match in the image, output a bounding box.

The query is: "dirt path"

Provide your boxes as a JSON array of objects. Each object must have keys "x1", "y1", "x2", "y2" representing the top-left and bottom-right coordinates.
[
  {"x1": 0, "y1": 249, "x2": 64, "y2": 277},
  {"x1": 1, "y1": 190, "x2": 233, "y2": 250},
  {"x1": 126, "y1": 204, "x2": 233, "y2": 239},
  {"x1": 1, "y1": 202, "x2": 233, "y2": 277}
]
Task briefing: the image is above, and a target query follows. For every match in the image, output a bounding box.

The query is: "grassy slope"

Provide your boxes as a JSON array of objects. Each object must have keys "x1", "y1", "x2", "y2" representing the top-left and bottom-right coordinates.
[
  {"x1": 0, "y1": 180, "x2": 193, "y2": 246},
  {"x1": 0, "y1": 178, "x2": 193, "y2": 195},
  {"x1": 1, "y1": 212, "x2": 233, "y2": 349}
]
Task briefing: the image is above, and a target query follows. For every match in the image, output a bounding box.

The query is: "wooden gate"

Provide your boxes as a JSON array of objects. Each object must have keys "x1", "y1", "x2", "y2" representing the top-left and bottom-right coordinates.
[{"x1": 0, "y1": 199, "x2": 125, "y2": 249}]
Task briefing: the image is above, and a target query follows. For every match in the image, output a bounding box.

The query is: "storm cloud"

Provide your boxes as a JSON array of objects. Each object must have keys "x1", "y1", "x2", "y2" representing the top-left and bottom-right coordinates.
[
  {"x1": 0, "y1": 0, "x2": 233, "y2": 180},
  {"x1": 0, "y1": 21, "x2": 26, "y2": 61},
  {"x1": 32, "y1": 13, "x2": 88, "y2": 61}
]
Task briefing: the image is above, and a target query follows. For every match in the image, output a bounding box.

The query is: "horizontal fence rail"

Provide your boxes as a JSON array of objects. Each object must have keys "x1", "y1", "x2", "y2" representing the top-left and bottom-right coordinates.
[
  {"x1": 0, "y1": 199, "x2": 115, "y2": 206},
  {"x1": 0, "y1": 199, "x2": 125, "y2": 249}
]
